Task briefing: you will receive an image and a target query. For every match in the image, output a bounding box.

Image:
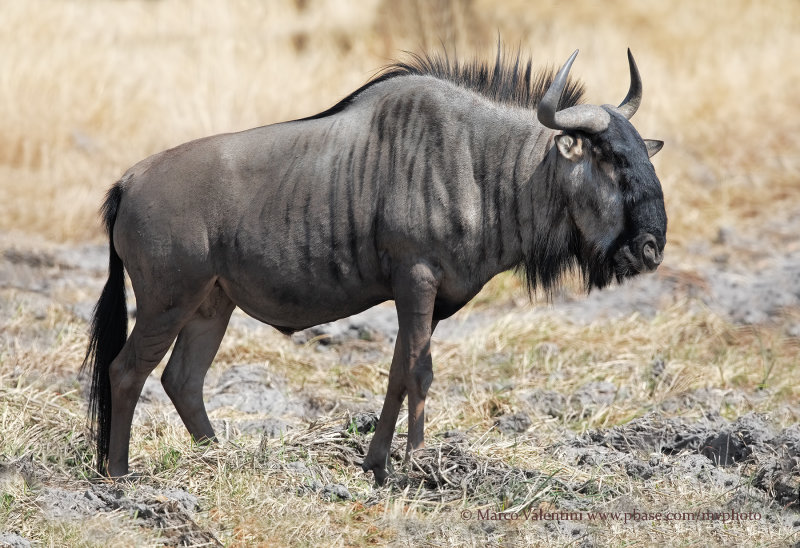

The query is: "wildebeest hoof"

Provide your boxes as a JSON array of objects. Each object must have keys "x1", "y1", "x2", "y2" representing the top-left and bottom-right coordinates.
[
  {"x1": 108, "y1": 470, "x2": 145, "y2": 484},
  {"x1": 361, "y1": 459, "x2": 391, "y2": 486}
]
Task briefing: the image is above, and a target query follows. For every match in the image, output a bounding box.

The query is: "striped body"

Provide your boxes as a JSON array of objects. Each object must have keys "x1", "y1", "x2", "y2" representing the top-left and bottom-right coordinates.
[{"x1": 116, "y1": 75, "x2": 554, "y2": 329}]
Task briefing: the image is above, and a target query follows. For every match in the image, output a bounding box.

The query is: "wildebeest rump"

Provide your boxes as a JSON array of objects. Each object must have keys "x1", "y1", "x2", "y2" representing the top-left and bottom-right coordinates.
[{"x1": 82, "y1": 47, "x2": 667, "y2": 483}]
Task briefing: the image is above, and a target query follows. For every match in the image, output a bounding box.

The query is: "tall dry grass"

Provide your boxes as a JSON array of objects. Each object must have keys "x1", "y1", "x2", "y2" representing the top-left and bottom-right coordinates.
[{"x1": 1, "y1": 0, "x2": 798, "y2": 257}]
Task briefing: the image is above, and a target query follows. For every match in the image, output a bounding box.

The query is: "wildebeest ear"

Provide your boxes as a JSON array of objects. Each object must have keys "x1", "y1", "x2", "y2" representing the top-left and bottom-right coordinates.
[
  {"x1": 555, "y1": 134, "x2": 583, "y2": 161},
  {"x1": 644, "y1": 139, "x2": 664, "y2": 158}
]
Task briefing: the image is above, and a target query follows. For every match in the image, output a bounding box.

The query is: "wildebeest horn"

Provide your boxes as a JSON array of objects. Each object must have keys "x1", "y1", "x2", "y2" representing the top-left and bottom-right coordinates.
[
  {"x1": 617, "y1": 48, "x2": 642, "y2": 120},
  {"x1": 538, "y1": 50, "x2": 611, "y2": 134}
]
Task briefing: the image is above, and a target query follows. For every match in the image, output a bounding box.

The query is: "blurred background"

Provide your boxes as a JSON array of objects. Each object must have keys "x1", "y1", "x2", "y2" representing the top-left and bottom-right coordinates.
[
  {"x1": 2, "y1": 3, "x2": 799, "y2": 544},
  {"x1": 1, "y1": 0, "x2": 798, "y2": 261}
]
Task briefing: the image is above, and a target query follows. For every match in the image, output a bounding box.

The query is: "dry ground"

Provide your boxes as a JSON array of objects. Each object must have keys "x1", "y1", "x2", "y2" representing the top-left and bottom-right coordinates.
[{"x1": 1, "y1": 1, "x2": 799, "y2": 546}]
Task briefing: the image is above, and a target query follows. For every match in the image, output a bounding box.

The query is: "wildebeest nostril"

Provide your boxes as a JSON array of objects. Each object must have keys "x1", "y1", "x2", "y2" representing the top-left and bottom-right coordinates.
[{"x1": 641, "y1": 237, "x2": 662, "y2": 271}]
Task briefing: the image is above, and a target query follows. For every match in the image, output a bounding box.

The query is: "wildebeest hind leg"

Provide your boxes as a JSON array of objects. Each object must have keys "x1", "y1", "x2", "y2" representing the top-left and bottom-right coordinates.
[
  {"x1": 107, "y1": 282, "x2": 217, "y2": 477},
  {"x1": 161, "y1": 285, "x2": 235, "y2": 443}
]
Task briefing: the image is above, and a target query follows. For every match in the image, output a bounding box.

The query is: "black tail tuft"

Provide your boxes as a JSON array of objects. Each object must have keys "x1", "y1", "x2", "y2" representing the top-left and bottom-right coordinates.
[{"x1": 81, "y1": 180, "x2": 128, "y2": 475}]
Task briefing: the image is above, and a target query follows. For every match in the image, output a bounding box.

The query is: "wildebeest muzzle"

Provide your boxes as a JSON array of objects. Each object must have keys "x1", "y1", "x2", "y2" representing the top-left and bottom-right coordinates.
[{"x1": 613, "y1": 232, "x2": 664, "y2": 279}]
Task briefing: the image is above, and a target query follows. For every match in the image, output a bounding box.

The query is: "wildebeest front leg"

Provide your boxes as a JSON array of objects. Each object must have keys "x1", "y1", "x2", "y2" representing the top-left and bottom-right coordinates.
[
  {"x1": 361, "y1": 336, "x2": 407, "y2": 484},
  {"x1": 362, "y1": 262, "x2": 439, "y2": 484}
]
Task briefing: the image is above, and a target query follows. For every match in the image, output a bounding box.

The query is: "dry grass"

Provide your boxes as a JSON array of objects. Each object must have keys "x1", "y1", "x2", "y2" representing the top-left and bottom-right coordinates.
[
  {"x1": 2, "y1": 287, "x2": 799, "y2": 546},
  {"x1": 2, "y1": 1, "x2": 800, "y2": 546}
]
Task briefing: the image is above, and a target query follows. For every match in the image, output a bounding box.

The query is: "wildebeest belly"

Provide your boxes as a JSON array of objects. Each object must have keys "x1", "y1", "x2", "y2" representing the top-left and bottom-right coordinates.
[
  {"x1": 216, "y1": 255, "x2": 392, "y2": 331},
  {"x1": 219, "y1": 272, "x2": 473, "y2": 331}
]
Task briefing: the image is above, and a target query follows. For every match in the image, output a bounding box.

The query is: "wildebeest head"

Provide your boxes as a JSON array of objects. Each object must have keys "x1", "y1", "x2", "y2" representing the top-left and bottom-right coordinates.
[{"x1": 538, "y1": 49, "x2": 666, "y2": 289}]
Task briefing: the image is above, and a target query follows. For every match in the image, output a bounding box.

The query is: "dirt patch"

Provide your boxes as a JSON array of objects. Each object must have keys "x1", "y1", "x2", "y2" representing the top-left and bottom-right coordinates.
[
  {"x1": 0, "y1": 456, "x2": 220, "y2": 547},
  {"x1": 522, "y1": 381, "x2": 641, "y2": 421},
  {"x1": 0, "y1": 533, "x2": 31, "y2": 548},
  {"x1": 38, "y1": 484, "x2": 218, "y2": 545},
  {"x1": 205, "y1": 363, "x2": 312, "y2": 417},
  {"x1": 556, "y1": 413, "x2": 800, "y2": 511},
  {"x1": 136, "y1": 362, "x2": 333, "y2": 439}
]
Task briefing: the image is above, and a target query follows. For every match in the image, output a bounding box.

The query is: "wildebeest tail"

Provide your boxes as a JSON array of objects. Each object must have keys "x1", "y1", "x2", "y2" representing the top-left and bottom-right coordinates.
[{"x1": 81, "y1": 179, "x2": 128, "y2": 474}]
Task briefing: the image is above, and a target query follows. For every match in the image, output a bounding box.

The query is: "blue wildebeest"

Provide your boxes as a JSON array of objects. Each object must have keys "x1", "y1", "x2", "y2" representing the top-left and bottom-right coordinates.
[{"x1": 83, "y1": 48, "x2": 666, "y2": 483}]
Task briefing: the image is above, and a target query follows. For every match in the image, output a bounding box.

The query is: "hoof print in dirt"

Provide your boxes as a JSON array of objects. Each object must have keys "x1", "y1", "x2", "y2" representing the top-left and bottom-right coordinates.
[
  {"x1": 570, "y1": 381, "x2": 618, "y2": 416},
  {"x1": 494, "y1": 412, "x2": 532, "y2": 435},
  {"x1": 524, "y1": 389, "x2": 568, "y2": 418},
  {"x1": 700, "y1": 413, "x2": 775, "y2": 466},
  {"x1": 700, "y1": 432, "x2": 751, "y2": 466},
  {"x1": 624, "y1": 459, "x2": 656, "y2": 480},
  {"x1": 755, "y1": 458, "x2": 800, "y2": 509}
]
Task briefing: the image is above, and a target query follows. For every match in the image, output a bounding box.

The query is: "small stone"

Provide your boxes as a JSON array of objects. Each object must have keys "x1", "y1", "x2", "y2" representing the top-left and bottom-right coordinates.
[
  {"x1": 345, "y1": 412, "x2": 378, "y2": 435},
  {"x1": 321, "y1": 483, "x2": 351, "y2": 502}
]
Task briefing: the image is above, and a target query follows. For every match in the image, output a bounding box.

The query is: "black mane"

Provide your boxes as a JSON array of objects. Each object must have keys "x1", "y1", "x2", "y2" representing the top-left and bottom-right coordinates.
[{"x1": 302, "y1": 46, "x2": 585, "y2": 121}]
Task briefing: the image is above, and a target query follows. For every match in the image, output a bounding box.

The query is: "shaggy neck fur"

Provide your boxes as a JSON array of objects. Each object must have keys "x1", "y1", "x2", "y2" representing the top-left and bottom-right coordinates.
[{"x1": 518, "y1": 146, "x2": 617, "y2": 298}]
